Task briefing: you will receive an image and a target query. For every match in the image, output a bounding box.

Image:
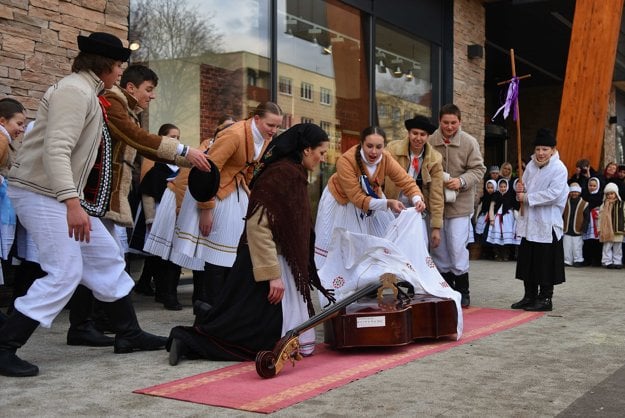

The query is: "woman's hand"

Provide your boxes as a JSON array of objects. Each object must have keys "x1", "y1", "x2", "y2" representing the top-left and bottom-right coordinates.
[
  {"x1": 430, "y1": 227, "x2": 441, "y2": 249},
  {"x1": 199, "y1": 208, "x2": 214, "y2": 236},
  {"x1": 65, "y1": 197, "x2": 91, "y2": 243},
  {"x1": 185, "y1": 147, "x2": 211, "y2": 171},
  {"x1": 387, "y1": 199, "x2": 406, "y2": 213},
  {"x1": 414, "y1": 199, "x2": 426, "y2": 212},
  {"x1": 268, "y1": 277, "x2": 285, "y2": 304}
]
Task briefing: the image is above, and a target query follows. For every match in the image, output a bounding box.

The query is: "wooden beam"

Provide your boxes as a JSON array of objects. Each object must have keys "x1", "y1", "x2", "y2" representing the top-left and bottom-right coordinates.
[{"x1": 557, "y1": 0, "x2": 624, "y2": 173}]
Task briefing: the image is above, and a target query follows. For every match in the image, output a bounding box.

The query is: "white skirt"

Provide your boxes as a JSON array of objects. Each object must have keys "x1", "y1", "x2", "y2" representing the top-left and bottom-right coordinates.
[
  {"x1": 475, "y1": 213, "x2": 488, "y2": 235},
  {"x1": 172, "y1": 186, "x2": 248, "y2": 268},
  {"x1": 486, "y1": 209, "x2": 520, "y2": 245},
  {"x1": 314, "y1": 186, "x2": 395, "y2": 268},
  {"x1": 279, "y1": 255, "x2": 315, "y2": 355},
  {"x1": 143, "y1": 189, "x2": 205, "y2": 270}
]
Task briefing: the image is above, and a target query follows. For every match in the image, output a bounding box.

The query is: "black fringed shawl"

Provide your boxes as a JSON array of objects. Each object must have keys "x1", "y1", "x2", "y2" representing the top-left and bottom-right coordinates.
[{"x1": 246, "y1": 158, "x2": 334, "y2": 316}]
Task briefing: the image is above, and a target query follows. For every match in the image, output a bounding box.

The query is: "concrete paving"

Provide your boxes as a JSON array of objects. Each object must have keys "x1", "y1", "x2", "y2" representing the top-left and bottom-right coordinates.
[{"x1": 1, "y1": 259, "x2": 624, "y2": 417}]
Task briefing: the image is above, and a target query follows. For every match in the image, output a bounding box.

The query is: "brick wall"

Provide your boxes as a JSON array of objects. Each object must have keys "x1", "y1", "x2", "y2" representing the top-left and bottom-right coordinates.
[
  {"x1": 0, "y1": 0, "x2": 130, "y2": 117},
  {"x1": 453, "y1": 0, "x2": 486, "y2": 146},
  {"x1": 199, "y1": 63, "x2": 243, "y2": 140}
]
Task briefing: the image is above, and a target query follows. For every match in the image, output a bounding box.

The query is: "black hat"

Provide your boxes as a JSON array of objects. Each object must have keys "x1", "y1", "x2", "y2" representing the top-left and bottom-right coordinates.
[
  {"x1": 77, "y1": 32, "x2": 131, "y2": 62},
  {"x1": 187, "y1": 159, "x2": 220, "y2": 202},
  {"x1": 404, "y1": 115, "x2": 437, "y2": 135},
  {"x1": 533, "y1": 128, "x2": 556, "y2": 147}
]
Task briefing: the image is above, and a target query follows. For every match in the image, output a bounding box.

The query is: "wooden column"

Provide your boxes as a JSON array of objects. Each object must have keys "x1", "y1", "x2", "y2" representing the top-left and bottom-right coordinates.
[{"x1": 557, "y1": 0, "x2": 624, "y2": 173}]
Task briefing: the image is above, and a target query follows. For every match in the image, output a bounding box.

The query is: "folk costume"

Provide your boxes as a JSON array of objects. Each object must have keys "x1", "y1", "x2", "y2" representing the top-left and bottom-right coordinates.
[
  {"x1": 581, "y1": 177, "x2": 603, "y2": 266},
  {"x1": 0, "y1": 124, "x2": 17, "y2": 273},
  {"x1": 428, "y1": 125, "x2": 486, "y2": 306},
  {"x1": 1, "y1": 33, "x2": 166, "y2": 378},
  {"x1": 562, "y1": 183, "x2": 588, "y2": 266},
  {"x1": 486, "y1": 179, "x2": 521, "y2": 249},
  {"x1": 474, "y1": 179, "x2": 497, "y2": 238},
  {"x1": 314, "y1": 145, "x2": 423, "y2": 268},
  {"x1": 513, "y1": 129, "x2": 568, "y2": 312},
  {"x1": 167, "y1": 124, "x2": 335, "y2": 363},
  {"x1": 598, "y1": 182, "x2": 625, "y2": 268}
]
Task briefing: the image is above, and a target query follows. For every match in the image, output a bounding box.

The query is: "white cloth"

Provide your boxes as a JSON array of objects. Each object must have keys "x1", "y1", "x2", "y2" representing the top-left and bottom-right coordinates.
[
  {"x1": 314, "y1": 185, "x2": 395, "y2": 268},
  {"x1": 516, "y1": 151, "x2": 569, "y2": 243},
  {"x1": 430, "y1": 215, "x2": 472, "y2": 275},
  {"x1": 8, "y1": 187, "x2": 134, "y2": 328},
  {"x1": 172, "y1": 186, "x2": 247, "y2": 268},
  {"x1": 563, "y1": 235, "x2": 584, "y2": 264},
  {"x1": 143, "y1": 188, "x2": 204, "y2": 270},
  {"x1": 279, "y1": 255, "x2": 316, "y2": 355},
  {"x1": 602, "y1": 241, "x2": 623, "y2": 266},
  {"x1": 318, "y1": 209, "x2": 463, "y2": 339}
]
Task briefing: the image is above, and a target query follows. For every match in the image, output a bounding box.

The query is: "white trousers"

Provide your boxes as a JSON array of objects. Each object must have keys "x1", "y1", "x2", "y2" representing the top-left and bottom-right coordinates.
[
  {"x1": 601, "y1": 241, "x2": 623, "y2": 266},
  {"x1": 8, "y1": 187, "x2": 134, "y2": 328},
  {"x1": 563, "y1": 235, "x2": 584, "y2": 264},
  {"x1": 430, "y1": 215, "x2": 471, "y2": 275}
]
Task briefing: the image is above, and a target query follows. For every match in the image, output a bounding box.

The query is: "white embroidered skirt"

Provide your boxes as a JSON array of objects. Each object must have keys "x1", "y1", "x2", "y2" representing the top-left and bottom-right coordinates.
[
  {"x1": 314, "y1": 186, "x2": 395, "y2": 268},
  {"x1": 172, "y1": 186, "x2": 248, "y2": 268}
]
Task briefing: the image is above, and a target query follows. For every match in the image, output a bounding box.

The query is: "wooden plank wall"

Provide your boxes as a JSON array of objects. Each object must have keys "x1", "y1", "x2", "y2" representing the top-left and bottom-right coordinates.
[{"x1": 557, "y1": 0, "x2": 624, "y2": 173}]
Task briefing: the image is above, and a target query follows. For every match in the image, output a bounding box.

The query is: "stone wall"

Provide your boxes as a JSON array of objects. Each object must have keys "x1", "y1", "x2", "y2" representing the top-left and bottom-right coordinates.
[
  {"x1": 453, "y1": 0, "x2": 486, "y2": 146},
  {"x1": 0, "y1": 0, "x2": 130, "y2": 117}
]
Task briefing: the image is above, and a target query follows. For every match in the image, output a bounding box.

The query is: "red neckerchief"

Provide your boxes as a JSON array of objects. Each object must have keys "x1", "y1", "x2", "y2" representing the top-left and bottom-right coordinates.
[{"x1": 98, "y1": 95, "x2": 111, "y2": 123}]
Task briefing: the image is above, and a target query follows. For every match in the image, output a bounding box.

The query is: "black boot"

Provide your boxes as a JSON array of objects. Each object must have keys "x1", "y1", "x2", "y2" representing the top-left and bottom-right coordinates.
[
  {"x1": 192, "y1": 270, "x2": 209, "y2": 304},
  {"x1": 100, "y1": 295, "x2": 167, "y2": 354},
  {"x1": 134, "y1": 256, "x2": 156, "y2": 296},
  {"x1": 168, "y1": 337, "x2": 188, "y2": 366},
  {"x1": 455, "y1": 273, "x2": 470, "y2": 308},
  {"x1": 511, "y1": 281, "x2": 538, "y2": 309},
  {"x1": 0, "y1": 310, "x2": 40, "y2": 377},
  {"x1": 0, "y1": 310, "x2": 7, "y2": 327},
  {"x1": 203, "y1": 263, "x2": 230, "y2": 306},
  {"x1": 525, "y1": 284, "x2": 553, "y2": 311},
  {"x1": 66, "y1": 285, "x2": 114, "y2": 347},
  {"x1": 8, "y1": 261, "x2": 46, "y2": 314},
  {"x1": 161, "y1": 261, "x2": 182, "y2": 311},
  {"x1": 440, "y1": 271, "x2": 456, "y2": 290}
]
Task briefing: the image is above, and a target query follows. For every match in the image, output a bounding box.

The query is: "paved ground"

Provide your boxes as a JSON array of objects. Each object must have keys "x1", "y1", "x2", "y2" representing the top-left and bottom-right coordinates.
[{"x1": 1, "y1": 258, "x2": 624, "y2": 417}]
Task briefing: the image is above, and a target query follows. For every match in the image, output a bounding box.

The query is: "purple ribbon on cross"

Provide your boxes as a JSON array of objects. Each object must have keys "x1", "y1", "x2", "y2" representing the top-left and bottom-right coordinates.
[{"x1": 492, "y1": 76, "x2": 519, "y2": 121}]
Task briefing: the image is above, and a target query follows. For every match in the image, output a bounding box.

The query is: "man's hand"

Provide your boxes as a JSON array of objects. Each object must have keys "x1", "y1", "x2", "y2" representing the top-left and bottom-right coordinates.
[
  {"x1": 185, "y1": 147, "x2": 211, "y2": 171},
  {"x1": 65, "y1": 197, "x2": 91, "y2": 243}
]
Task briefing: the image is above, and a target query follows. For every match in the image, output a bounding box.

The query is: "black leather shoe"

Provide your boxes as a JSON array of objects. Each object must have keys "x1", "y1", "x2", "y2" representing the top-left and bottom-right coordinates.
[
  {"x1": 114, "y1": 332, "x2": 168, "y2": 354},
  {"x1": 133, "y1": 281, "x2": 154, "y2": 296},
  {"x1": 0, "y1": 350, "x2": 39, "y2": 377},
  {"x1": 511, "y1": 297, "x2": 535, "y2": 309},
  {"x1": 460, "y1": 293, "x2": 470, "y2": 308},
  {"x1": 168, "y1": 337, "x2": 187, "y2": 366},
  {"x1": 524, "y1": 298, "x2": 552, "y2": 311},
  {"x1": 67, "y1": 321, "x2": 115, "y2": 347},
  {"x1": 572, "y1": 262, "x2": 585, "y2": 268}
]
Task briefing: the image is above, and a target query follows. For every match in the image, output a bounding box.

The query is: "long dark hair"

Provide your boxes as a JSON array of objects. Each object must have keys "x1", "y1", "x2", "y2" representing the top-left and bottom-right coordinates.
[{"x1": 250, "y1": 123, "x2": 328, "y2": 188}]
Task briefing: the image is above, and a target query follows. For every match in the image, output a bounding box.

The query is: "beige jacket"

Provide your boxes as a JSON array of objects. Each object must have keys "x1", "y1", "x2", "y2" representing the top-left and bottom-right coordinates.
[
  {"x1": 385, "y1": 139, "x2": 445, "y2": 229},
  {"x1": 428, "y1": 128, "x2": 486, "y2": 218}
]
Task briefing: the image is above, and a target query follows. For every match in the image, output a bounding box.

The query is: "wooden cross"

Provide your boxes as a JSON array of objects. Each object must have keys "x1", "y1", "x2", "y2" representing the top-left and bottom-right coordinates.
[{"x1": 496, "y1": 48, "x2": 530, "y2": 211}]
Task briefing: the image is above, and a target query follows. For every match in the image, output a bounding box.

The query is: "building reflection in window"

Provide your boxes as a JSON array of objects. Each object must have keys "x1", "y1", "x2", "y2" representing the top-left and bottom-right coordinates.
[{"x1": 375, "y1": 21, "x2": 432, "y2": 143}]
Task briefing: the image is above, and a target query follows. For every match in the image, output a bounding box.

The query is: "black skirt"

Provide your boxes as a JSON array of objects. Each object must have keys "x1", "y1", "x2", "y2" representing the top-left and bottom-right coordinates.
[
  {"x1": 515, "y1": 231, "x2": 566, "y2": 286},
  {"x1": 168, "y1": 244, "x2": 283, "y2": 361}
]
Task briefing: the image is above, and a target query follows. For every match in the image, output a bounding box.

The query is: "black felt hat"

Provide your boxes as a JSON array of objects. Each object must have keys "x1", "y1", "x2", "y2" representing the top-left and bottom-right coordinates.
[
  {"x1": 533, "y1": 128, "x2": 556, "y2": 147},
  {"x1": 404, "y1": 115, "x2": 437, "y2": 135},
  {"x1": 77, "y1": 32, "x2": 131, "y2": 62},
  {"x1": 187, "y1": 159, "x2": 220, "y2": 202}
]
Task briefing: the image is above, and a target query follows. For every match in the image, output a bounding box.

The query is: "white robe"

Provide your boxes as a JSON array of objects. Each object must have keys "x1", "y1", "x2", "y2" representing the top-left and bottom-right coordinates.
[{"x1": 318, "y1": 209, "x2": 463, "y2": 339}]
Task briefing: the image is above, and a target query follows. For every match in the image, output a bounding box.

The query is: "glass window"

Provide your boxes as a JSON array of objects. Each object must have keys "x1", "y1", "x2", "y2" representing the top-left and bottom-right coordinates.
[
  {"x1": 375, "y1": 20, "x2": 432, "y2": 142},
  {"x1": 129, "y1": 0, "x2": 270, "y2": 143},
  {"x1": 279, "y1": 76, "x2": 293, "y2": 95},
  {"x1": 320, "y1": 87, "x2": 331, "y2": 105},
  {"x1": 301, "y1": 116, "x2": 314, "y2": 123},
  {"x1": 300, "y1": 82, "x2": 314, "y2": 101},
  {"x1": 277, "y1": 0, "x2": 367, "y2": 203}
]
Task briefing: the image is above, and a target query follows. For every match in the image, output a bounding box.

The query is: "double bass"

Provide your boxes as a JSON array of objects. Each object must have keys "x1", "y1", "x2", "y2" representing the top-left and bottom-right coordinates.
[{"x1": 255, "y1": 273, "x2": 457, "y2": 378}]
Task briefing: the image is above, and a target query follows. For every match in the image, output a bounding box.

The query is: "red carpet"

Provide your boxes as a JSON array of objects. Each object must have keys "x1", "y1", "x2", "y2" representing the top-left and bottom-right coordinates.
[{"x1": 134, "y1": 307, "x2": 543, "y2": 413}]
